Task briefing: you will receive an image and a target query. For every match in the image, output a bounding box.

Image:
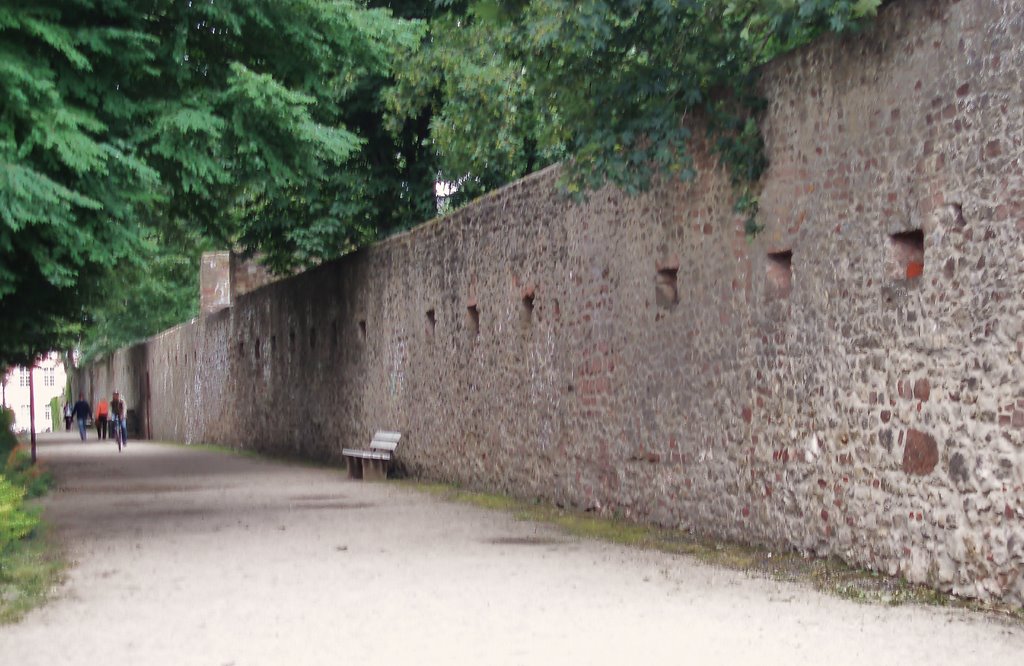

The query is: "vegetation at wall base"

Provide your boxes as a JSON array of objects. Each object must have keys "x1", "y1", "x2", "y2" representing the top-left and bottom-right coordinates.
[
  {"x1": 0, "y1": 408, "x2": 61, "y2": 624},
  {"x1": 0, "y1": 521, "x2": 64, "y2": 626},
  {"x1": 414, "y1": 481, "x2": 1024, "y2": 622}
]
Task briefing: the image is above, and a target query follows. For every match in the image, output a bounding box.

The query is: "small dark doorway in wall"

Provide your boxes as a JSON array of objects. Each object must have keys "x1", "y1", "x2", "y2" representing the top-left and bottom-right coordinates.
[
  {"x1": 358, "y1": 319, "x2": 367, "y2": 340},
  {"x1": 255, "y1": 339, "x2": 261, "y2": 360},
  {"x1": 467, "y1": 305, "x2": 480, "y2": 339},
  {"x1": 309, "y1": 326, "x2": 317, "y2": 350},
  {"x1": 288, "y1": 329, "x2": 296, "y2": 354},
  {"x1": 766, "y1": 250, "x2": 793, "y2": 300},
  {"x1": 655, "y1": 267, "x2": 679, "y2": 310},
  {"x1": 890, "y1": 230, "x2": 925, "y2": 280},
  {"x1": 426, "y1": 309, "x2": 436, "y2": 337}
]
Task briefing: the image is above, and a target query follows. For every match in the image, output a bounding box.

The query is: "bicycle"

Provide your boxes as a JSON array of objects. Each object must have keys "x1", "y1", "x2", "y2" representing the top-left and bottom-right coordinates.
[{"x1": 110, "y1": 416, "x2": 126, "y2": 451}]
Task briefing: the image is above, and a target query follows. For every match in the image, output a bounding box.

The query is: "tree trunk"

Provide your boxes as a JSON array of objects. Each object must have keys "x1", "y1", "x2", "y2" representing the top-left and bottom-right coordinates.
[{"x1": 29, "y1": 363, "x2": 37, "y2": 464}]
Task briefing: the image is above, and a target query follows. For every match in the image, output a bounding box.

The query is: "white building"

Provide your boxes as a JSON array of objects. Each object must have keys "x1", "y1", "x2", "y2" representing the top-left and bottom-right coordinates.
[{"x1": 2, "y1": 352, "x2": 68, "y2": 433}]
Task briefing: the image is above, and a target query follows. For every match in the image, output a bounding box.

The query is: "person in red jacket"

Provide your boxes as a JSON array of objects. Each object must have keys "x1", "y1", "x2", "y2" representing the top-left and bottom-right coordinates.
[{"x1": 95, "y1": 398, "x2": 110, "y2": 440}]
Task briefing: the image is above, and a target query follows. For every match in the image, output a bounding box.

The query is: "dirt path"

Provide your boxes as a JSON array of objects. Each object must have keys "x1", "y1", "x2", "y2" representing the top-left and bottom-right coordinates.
[{"x1": 1, "y1": 432, "x2": 1021, "y2": 665}]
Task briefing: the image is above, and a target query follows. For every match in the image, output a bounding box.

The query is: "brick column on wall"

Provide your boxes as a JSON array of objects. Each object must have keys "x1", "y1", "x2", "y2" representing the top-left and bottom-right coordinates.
[{"x1": 199, "y1": 251, "x2": 232, "y2": 314}]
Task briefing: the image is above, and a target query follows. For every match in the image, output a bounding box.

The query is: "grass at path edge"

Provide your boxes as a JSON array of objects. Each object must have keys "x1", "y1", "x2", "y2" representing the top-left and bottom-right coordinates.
[
  {"x1": 0, "y1": 515, "x2": 65, "y2": 625},
  {"x1": 410, "y1": 482, "x2": 1024, "y2": 625}
]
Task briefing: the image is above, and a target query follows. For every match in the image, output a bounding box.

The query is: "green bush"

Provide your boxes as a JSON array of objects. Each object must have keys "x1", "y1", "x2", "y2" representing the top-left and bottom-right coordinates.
[
  {"x1": 0, "y1": 408, "x2": 52, "y2": 498},
  {"x1": 0, "y1": 476, "x2": 37, "y2": 559},
  {"x1": 49, "y1": 397, "x2": 61, "y2": 432},
  {"x1": 4, "y1": 446, "x2": 53, "y2": 498},
  {"x1": 0, "y1": 407, "x2": 15, "y2": 461}
]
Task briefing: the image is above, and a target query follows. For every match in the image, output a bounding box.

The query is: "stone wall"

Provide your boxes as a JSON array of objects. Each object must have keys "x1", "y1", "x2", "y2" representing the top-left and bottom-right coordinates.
[{"x1": 78, "y1": 0, "x2": 1024, "y2": 605}]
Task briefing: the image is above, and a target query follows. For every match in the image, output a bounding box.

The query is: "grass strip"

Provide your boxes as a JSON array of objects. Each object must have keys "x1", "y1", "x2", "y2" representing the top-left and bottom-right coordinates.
[
  {"x1": 0, "y1": 522, "x2": 65, "y2": 625},
  {"x1": 410, "y1": 482, "x2": 1024, "y2": 624}
]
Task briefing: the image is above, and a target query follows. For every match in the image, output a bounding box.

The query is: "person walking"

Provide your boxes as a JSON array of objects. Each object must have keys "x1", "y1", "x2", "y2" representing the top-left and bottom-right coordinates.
[
  {"x1": 71, "y1": 393, "x2": 92, "y2": 441},
  {"x1": 95, "y1": 396, "x2": 110, "y2": 440},
  {"x1": 110, "y1": 390, "x2": 127, "y2": 450}
]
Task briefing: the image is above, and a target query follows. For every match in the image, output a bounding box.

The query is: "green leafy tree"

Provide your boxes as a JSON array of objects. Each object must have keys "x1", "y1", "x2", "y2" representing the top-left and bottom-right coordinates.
[
  {"x1": 77, "y1": 227, "x2": 210, "y2": 364},
  {"x1": 386, "y1": 0, "x2": 882, "y2": 212},
  {"x1": 1, "y1": 1, "x2": 424, "y2": 361},
  {"x1": 514, "y1": 0, "x2": 883, "y2": 201},
  {"x1": 0, "y1": 1, "x2": 158, "y2": 365},
  {"x1": 385, "y1": 1, "x2": 566, "y2": 207}
]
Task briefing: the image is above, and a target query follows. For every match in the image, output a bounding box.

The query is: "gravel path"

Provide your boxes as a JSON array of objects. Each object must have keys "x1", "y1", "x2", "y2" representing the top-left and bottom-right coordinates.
[{"x1": 1, "y1": 432, "x2": 1021, "y2": 665}]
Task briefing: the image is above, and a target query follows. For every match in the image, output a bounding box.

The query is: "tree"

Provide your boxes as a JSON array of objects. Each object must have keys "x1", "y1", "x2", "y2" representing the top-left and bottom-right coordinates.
[
  {"x1": 0, "y1": 1, "x2": 159, "y2": 365},
  {"x1": 1, "y1": 0, "x2": 424, "y2": 360},
  {"x1": 386, "y1": 0, "x2": 882, "y2": 216},
  {"x1": 76, "y1": 226, "x2": 210, "y2": 365},
  {"x1": 385, "y1": 1, "x2": 566, "y2": 208},
  {"x1": 513, "y1": 0, "x2": 884, "y2": 200}
]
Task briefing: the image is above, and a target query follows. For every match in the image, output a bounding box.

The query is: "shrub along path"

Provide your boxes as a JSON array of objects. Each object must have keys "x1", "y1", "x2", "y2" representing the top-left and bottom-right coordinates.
[{"x1": 1, "y1": 431, "x2": 1021, "y2": 665}]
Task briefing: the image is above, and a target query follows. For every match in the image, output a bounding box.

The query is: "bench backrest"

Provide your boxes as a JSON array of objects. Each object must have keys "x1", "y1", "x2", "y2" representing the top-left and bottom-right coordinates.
[{"x1": 370, "y1": 431, "x2": 401, "y2": 453}]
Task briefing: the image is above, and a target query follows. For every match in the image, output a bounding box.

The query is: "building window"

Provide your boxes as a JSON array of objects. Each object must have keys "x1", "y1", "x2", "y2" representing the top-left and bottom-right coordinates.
[
  {"x1": 44, "y1": 368, "x2": 55, "y2": 387},
  {"x1": 19, "y1": 369, "x2": 30, "y2": 387}
]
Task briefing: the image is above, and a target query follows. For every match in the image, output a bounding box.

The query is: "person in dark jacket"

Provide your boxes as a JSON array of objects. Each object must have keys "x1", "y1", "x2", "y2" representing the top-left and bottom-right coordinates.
[{"x1": 71, "y1": 393, "x2": 92, "y2": 441}]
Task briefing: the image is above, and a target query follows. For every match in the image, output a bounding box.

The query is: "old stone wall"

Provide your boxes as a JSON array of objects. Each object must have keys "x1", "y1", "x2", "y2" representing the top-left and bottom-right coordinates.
[{"x1": 78, "y1": 0, "x2": 1024, "y2": 605}]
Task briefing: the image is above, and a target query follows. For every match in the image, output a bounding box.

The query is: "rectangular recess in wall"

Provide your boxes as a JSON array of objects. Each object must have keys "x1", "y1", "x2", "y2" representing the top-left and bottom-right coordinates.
[
  {"x1": 358, "y1": 319, "x2": 367, "y2": 340},
  {"x1": 426, "y1": 309, "x2": 436, "y2": 336},
  {"x1": 288, "y1": 329, "x2": 296, "y2": 354},
  {"x1": 890, "y1": 229, "x2": 924, "y2": 279},
  {"x1": 309, "y1": 327, "x2": 317, "y2": 350},
  {"x1": 766, "y1": 250, "x2": 793, "y2": 300},
  {"x1": 655, "y1": 268, "x2": 679, "y2": 310},
  {"x1": 520, "y1": 293, "x2": 535, "y2": 330},
  {"x1": 255, "y1": 338, "x2": 261, "y2": 360},
  {"x1": 467, "y1": 305, "x2": 480, "y2": 338}
]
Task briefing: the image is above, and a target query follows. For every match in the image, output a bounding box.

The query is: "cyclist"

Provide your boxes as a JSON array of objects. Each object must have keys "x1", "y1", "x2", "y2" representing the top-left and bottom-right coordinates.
[{"x1": 110, "y1": 390, "x2": 127, "y2": 451}]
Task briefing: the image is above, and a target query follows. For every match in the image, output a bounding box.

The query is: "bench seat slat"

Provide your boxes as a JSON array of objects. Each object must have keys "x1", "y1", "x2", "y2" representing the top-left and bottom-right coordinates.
[
  {"x1": 342, "y1": 448, "x2": 391, "y2": 460},
  {"x1": 373, "y1": 431, "x2": 401, "y2": 443}
]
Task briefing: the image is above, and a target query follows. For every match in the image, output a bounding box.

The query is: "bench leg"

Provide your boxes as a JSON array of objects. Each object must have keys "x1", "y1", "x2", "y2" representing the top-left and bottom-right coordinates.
[
  {"x1": 346, "y1": 457, "x2": 363, "y2": 480},
  {"x1": 363, "y1": 459, "x2": 388, "y2": 481}
]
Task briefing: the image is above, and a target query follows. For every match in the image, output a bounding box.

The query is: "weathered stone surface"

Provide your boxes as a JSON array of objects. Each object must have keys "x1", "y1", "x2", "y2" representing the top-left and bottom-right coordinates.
[{"x1": 77, "y1": 0, "x2": 1024, "y2": 606}]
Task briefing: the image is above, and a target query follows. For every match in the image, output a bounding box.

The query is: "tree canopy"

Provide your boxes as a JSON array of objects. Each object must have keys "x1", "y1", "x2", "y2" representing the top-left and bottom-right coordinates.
[
  {"x1": 1, "y1": 0, "x2": 883, "y2": 366},
  {"x1": 1, "y1": 0, "x2": 422, "y2": 365},
  {"x1": 387, "y1": 0, "x2": 882, "y2": 204}
]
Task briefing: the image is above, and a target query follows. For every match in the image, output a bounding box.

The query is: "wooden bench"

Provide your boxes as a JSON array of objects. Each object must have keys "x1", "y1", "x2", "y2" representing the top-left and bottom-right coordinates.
[{"x1": 342, "y1": 431, "x2": 401, "y2": 481}]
